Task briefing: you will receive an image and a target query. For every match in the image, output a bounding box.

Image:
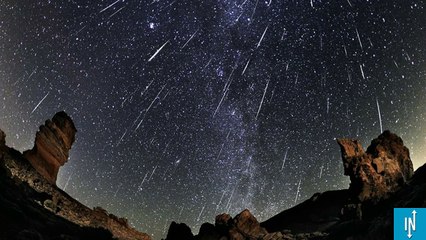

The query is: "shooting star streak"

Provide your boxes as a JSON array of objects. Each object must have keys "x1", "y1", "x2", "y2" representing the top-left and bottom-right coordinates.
[
  {"x1": 148, "y1": 40, "x2": 170, "y2": 62},
  {"x1": 28, "y1": 67, "x2": 37, "y2": 81},
  {"x1": 138, "y1": 172, "x2": 149, "y2": 190},
  {"x1": 116, "y1": 129, "x2": 128, "y2": 146},
  {"x1": 114, "y1": 184, "x2": 123, "y2": 197},
  {"x1": 63, "y1": 173, "x2": 73, "y2": 191},
  {"x1": 255, "y1": 80, "x2": 269, "y2": 120},
  {"x1": 203, "y1": 58, "x2": 213, "y2": 70},
  {"x1": 181, "y1": 29, "x2": 198, "y2": 49},
  {"x1": 241, "y1": 59, "x2": 251, "y2": 75},
  {"x1": 294, "y1": 179, "x2": 302, "y2": 204},
  {"x1": 355, "y1": 28, "x2": 363, "y2": 50},
  {"x1": 281, "y1": 30, "x2": 286, "y2": 40},
  {"x1": 141, "y1": 80, "x2": 154, "y2": 97},
  {"x1": 235, "y1": 12, "x2": 244, "y2": 22},
  {"x1": 31, "y1": 92, "x2": 49, "y2": 114},
  {"x1": 393, "y1": 60, "x2": 399, "y2": 68},
  {"x1": 376, "y1": 98, "x2": 383, "y2": 133},
  {"x1": 269, "y1": 88, "x2": 275, "y2": 102},
  {"x1": 162, "y1": 0, "x2": 177, "y2": 11},
  {"x1": 148, "y1": 166, "x2": 158, "y2": 181},
  {"x1": 214, "y1": 67, "x2": 236, "y2": 117},
  {"x1": 215, "y1": 190, "x2": 226, "y2": 212},
  {"x1": 238, "y1": 0, "x2": 249, "y2": 8},
  {"x1": 213, "y1": 88, "x2": 228, "y2": 117},
  {"x1": 74, "y1": 26, "x2": 87, "y2": 36},
  {"x1": 256, "y1": 26, "x2": 268, "y2": 48},
  {"x1": 226, "y1": 130, "x2": 231, "y2": 139},
  {"x1": 215, "y1": 143, "x2": 225, "y2": 161},
  {"x1": 250, "y1": 0, "x2": 259, "y2": 21},
  {"x1": 222, "y1": 68, "x2": 235, "y2": 92},
  {"x1": 197, "y1": 205, "x2": 205, "y2": 221},
  {"x1": 226, "y1": 185, "x2": 236, "y2": 212},
  {"x1": 281, "y1": 148, "x2": 289, "y2": 171},
  {"x1": 360, "y1": 64, "x2": 365, "y2": 79},
  {"x1": 100, "y1": 0, "x2": 122, "y2": 13},
  {"x1": 108, "y1": 6, "x2": 125, "y2": 18},
  {"x1": 135, "y1": 84, "x2": 166, "y2": 131}
]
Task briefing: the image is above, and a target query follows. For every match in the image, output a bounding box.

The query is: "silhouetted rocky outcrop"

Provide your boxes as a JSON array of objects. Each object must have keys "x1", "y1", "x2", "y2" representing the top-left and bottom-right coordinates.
[
  {"x1": 164, "y1": 131, "x2": 426, "y2": 240},
  {"x1": 0, "y1": 112, "x2": 151, "y2": 240},
  {"x1": 165, "y1": 222, "x2": 194, "y2": 240}
]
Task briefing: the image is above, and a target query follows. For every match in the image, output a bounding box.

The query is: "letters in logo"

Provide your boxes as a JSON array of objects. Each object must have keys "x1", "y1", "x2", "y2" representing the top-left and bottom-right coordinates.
[{"x1": 394, "y1": 208, "x2": 426, "y2": 240}]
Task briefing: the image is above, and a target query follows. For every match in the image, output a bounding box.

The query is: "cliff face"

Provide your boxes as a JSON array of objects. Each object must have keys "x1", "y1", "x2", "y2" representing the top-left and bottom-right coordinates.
[
  {"x1": 0, "y1": 112, "x2": 151, "y2": 240},
  {"x1": 164, "y1": 131, "x2": 426, "y2": 240}
]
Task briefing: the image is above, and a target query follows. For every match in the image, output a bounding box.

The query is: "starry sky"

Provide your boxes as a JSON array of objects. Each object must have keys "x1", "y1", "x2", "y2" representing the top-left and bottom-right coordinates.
[{"x1": 1, "y1": 0, "x2": 425, "y2": 239}]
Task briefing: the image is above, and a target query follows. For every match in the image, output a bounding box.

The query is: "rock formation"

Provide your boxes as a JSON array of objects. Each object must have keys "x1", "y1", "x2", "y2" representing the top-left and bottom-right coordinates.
[
  {"x1": 164, "y1": 131, "x2": 425, "y2": 240},
  {"x1": 165, "y1": 222, "x2": 194, "y2": 240},
  {"x1": 337, "y1": 130, "x2": 413, "y2": 202},
  {"x1": 213, "y1": 210, "x2": 268, "y2": 239},
  {"x1": 0, "y1": 112, "x2": 151, "y2": 240},
  {"x1": 24, "y1": 111, "x2": 77, "y2": 184},
  {"x1": 165, "y1": 209, "x2": 273, "y2": 240}
]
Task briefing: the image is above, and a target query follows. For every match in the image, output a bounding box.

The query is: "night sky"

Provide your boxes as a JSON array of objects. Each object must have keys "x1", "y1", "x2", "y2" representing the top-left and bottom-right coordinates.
[{"x1": 1, "y1": 0, "x2": 425, "y2": 239}]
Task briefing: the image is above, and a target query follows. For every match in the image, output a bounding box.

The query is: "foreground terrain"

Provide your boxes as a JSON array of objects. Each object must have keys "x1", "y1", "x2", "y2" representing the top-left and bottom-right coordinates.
[
  {"x1": 164, "y1": 131, "x2": 426, "y2": 240},
  {"x1": 1, "y1": 112, "x2": 425, "y2": 240}
]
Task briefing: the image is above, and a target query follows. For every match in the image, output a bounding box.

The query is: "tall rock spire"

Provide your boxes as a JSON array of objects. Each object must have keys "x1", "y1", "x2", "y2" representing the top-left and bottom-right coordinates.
[{"x1": 24, "y1": 111, "x2": 77, "y2": 184}]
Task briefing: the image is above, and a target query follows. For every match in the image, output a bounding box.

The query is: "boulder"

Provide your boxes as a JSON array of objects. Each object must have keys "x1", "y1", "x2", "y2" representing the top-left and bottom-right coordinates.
[
  {"x1": 232, "y1": 209, "x2": 267, "y2": 237},
  {"x1": 215, "y1": 213, "x2": 232, "y2": 227}
]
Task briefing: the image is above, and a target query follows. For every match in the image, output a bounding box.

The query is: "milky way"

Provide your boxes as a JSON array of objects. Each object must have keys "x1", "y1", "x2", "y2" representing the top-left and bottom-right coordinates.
[{"x1": 1, "y1": 1, "x2": 425, "y2": 239}]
